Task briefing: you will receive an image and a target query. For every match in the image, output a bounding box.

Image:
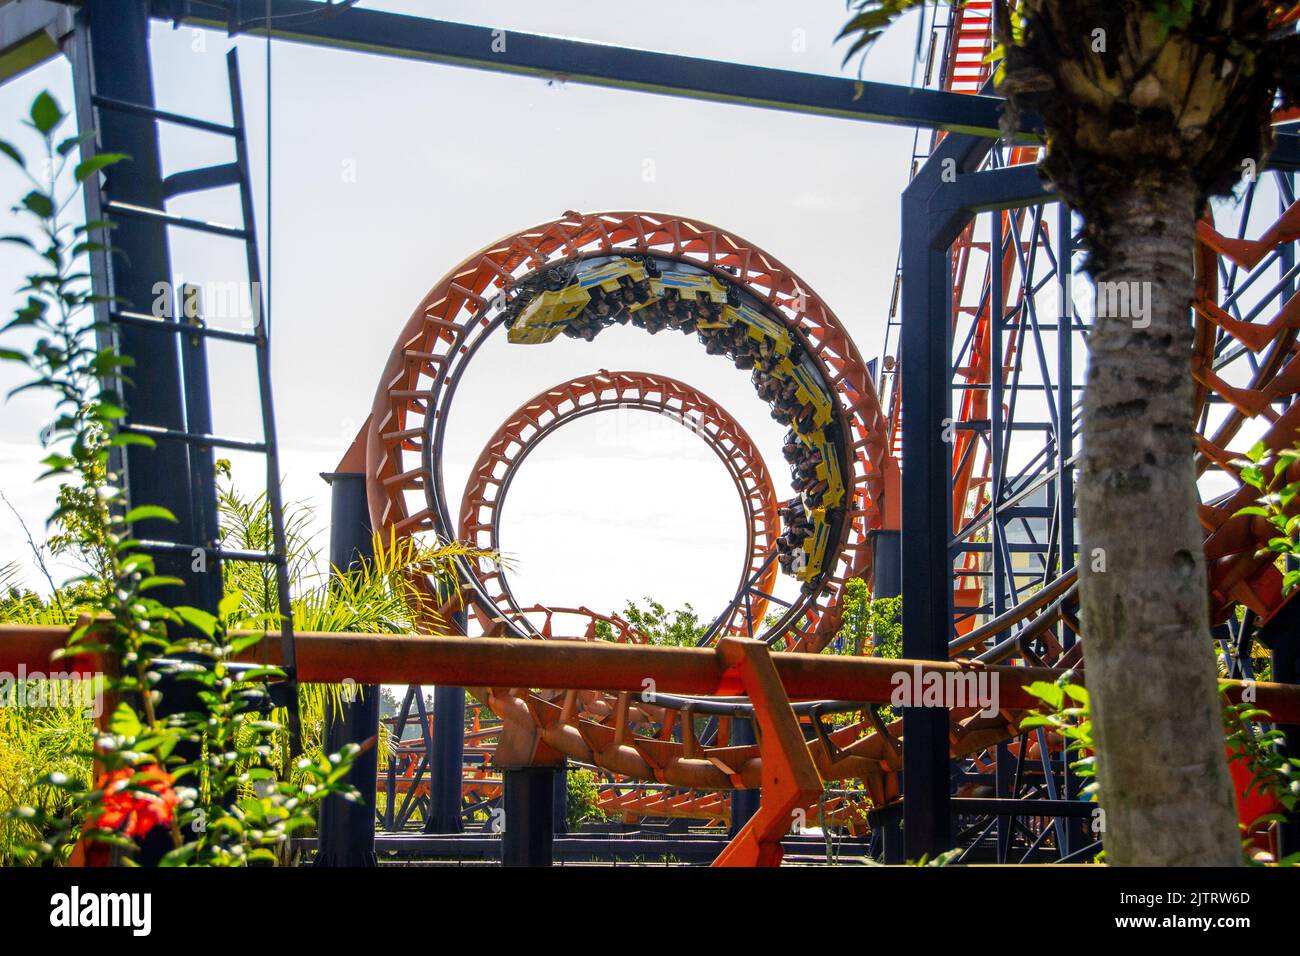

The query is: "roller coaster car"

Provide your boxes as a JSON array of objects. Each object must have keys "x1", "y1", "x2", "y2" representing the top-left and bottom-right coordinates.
[
  {"x1": 791, "y1": 510, "x2": 832, "y2": 583},
  {"x1": 720, "y1": 302, "x2": 795, "y2": 357},
  {"x1": 576, "y1": 259, "x2": 651, "y2": 301},
  {"x1": 506, "y1": 284, "x2": 592, "y2": 343},
  {"x1": 798, "y1": 429, "x2": 844, "y2": 511},
  {"x1": 772, "y1": 357, "x2": 835, "y2": 430},
  {"x1": 650, "y1": 271, "x2": 728, "y2": 310},
  {"x1": 507, "y1": 260, "x2": 650, "y2": 344}
]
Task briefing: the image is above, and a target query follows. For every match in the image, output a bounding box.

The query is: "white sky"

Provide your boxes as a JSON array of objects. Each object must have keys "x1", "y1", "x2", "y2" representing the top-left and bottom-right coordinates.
[{"x1": 0, "y1": 2, "x2": 924, "y2": 622}]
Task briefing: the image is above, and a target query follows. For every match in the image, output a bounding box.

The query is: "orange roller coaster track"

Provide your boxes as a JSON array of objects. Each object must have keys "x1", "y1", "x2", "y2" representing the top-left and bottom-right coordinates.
[
  {"x1": 365, "y1": 211, "x2": 891, "y2": 655},
  {"x1": 456, "y1": 370, "x2": 780, "y2": 639}
]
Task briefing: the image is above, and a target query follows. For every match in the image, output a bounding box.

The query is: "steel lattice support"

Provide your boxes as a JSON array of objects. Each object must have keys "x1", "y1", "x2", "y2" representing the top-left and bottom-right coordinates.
[{"x1": 897, "y1": 118, "x2": 1300, "y2": 859}]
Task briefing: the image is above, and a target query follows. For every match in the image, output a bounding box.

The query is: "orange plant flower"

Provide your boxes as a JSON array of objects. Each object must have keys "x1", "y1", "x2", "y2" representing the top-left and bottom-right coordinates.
[{"x1": 91, "y1": 764, "x2": 179, "y2": 838}]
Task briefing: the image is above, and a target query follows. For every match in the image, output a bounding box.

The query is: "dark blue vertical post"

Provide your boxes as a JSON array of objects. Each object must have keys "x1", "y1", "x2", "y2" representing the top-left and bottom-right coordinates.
[
  {"x1": 314, "y1": 471, "x2": 378, "y2": 866},
  {"x1": 553, "y1": 762, "x2": 569, "y2": 836},
  {"x1": 178, "y1": 285, "x2": 221, "y2": 609},
  {"x1": 871, "y1": 530, "x2": 901, "y2": 602},
  {"x1": 78, "y1": 1, "x2": 202, "y2": 588},
  {"x1": 989, "y1": 211, "x2": 1006, "y2": 625},
  {"x1": 75, "y1": 0, "x2": 215, "y2": 868},
  {"x1": 900, "y1": 177, "x2": 956, "y2": 862},
  {"x1": 1056, "y1": 211, "x2": 1076, "y2": 623},
  {"x1": 502, "y1": 767, "x2": 557, "y2": 866},
  {"x1": 425, "y1": 678, "x2": 465, "y2": 833},
  {"x1": 728, "y1": 717, "x2": 759, "y2": 838}
]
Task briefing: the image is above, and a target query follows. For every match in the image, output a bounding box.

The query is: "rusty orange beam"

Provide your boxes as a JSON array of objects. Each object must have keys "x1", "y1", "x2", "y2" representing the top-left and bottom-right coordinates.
[
  {"x1": 712, "y1": 638, "x2": 822, "y2": 867},
  {"x1": 3, "y1": 624, "x2": 1299, "y2": 721}
]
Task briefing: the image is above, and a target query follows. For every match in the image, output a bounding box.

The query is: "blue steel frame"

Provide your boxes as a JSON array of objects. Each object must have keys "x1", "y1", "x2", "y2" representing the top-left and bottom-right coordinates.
[{"x1": 898, "y1": 123, "x2": 1300, "y2": 859}]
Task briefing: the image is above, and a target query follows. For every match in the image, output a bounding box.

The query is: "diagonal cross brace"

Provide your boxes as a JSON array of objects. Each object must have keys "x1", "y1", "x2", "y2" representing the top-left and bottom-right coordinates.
[{"x1": 711, "y1": 638, "x2": 823, "y2": 867}]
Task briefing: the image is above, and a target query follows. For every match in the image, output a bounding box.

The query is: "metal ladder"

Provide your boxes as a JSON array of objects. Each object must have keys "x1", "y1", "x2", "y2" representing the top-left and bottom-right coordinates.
[{"x1": 85, "y1": 49, "x2": 300, "y2": 740}]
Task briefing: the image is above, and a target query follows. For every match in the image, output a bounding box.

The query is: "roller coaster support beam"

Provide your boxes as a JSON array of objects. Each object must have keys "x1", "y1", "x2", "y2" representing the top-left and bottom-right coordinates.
[
  {"x1": 553, "y1": 765, "x2": 568, "y2": 837},
  {"x1": 871, "y1": 531, "x2": 901, "y2": 602},
  {"x1": 872, "y1": 460, "x2": 900, "y2": 615},
  {"x1": 70, "y1": 2, "x2": 207, "y2": 603},
  {"x1": 69, "y1": 0, "x2": 216, "y2": 867},
  {"x1": 427, "y1": 682, "x2": 466, "y2": 834},
  {"x1": 137, "y1": 0, "x2": 1011, "y2": 138},
  {"x1": 727, "y1": 718, "x2": 759, "y2": 840},
  {"x1": 0, "y1": 0, "x2": 74, "y2": 84},
  {"x1": 712, "y1": 640, "x2": 822, "y2": 867},
  {"x1": 502, "y1": 767, "x2": 557, "y2": 867},
  {"x1": 902, "y1": 127, "x2": 1057, "y2": 860},
  {"x1": 5, "y1": 627, "x2": 1297, "y2": 720},
  {"x1": 901, "y1": 119, "x2": 1300, "y2": 863},
  {"x1": 315, "y1": 467, "x2": 378, "y2": 866}
]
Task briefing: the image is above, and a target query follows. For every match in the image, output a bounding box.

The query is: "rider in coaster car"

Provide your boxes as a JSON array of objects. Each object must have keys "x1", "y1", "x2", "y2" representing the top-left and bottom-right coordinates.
[
  {"x1": 804, "y1": 479, "x2": 828, "y2": 507},
  {"x1": 796, "y1": 449, "x2": 823, "y2": 478}
]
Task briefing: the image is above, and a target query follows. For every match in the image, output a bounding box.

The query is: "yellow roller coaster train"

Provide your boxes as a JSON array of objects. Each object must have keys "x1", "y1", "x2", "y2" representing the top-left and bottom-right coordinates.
[{"x1": 503, "y1": 255, "x2": 846, "y2": 585}]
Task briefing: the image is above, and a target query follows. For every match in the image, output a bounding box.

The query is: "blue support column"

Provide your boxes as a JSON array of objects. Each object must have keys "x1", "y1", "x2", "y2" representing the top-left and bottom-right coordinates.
[
  {"x1": 314, "y1": 471, "x2": 378, "y2": 866},
  {"x1": 76, "y1": 2, "x2": 204, "y2": 592},
  {"x1": 900, "y1": 179, "x2": 958, "y2": 862},
  {"x1": 553, "y1": 762, "x2": 569, "y2": 836},
  {"x1": 425, "y1": 680, "x2": 465, "y2": 833},
  {"x1": 502, "y1": 767, "x2": 557, "y2": 866},
  {"x1": 73, "y1": 0, "x2": 215, "y2": 868},
  {"x1": 870, "y1": 530, "x2": 901, "y2": 602},
  {"x1": 728, "y1": 717, "x2": 759, "y2": 838}
]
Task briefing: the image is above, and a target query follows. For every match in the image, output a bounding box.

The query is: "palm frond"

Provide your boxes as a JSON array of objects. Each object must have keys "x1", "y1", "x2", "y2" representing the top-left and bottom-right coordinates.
[{"x1": 838, "y1": 1, "x2": 935, "y2": 68}]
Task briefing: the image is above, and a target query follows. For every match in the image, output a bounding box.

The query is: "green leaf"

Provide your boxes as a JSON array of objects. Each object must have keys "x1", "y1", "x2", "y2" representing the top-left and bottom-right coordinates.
[
  {"x1": 20, "y1": 190, "x2": 53, "y2": 218},
  {"x1": 218, "y1": 589, "x2": 244, "y2": 622},
  {"x1": 139, "y1": 575, "x2": 185, "y2": 592},
  {"x1": 109, "y1": 702, "x2": 142, "y2": 738},
  {"x1": 1024, "y1": 680, "x2": 1064, "y2": 709},
  {"x1": 0, "y1": 138, "x2": 24, "y2": 167},
  {"x1": 123, "y1": 505, "x2": 176, "y2": 524},
  {"x1": 176, "y1": 606, "x2": 217, "y2": 638},
  {"x1": 159, "y1": 844, "x2": 197, "y2": 867},
  {"x1": 1234, "y1": 505, "x2": 1272, "y2": 518},
  {"x1": 74, "y1": 152, "x2": 128, "y2": 183},
  {"x1": 109, "y1": 432, "x2": 155, "y2": 449},
  {"x1": 1062, "y1": 684, "x2": 1089, "y2": 706},
  {"x1": 56, "y1": 131, "x2": 95, "y2": 156},
  {"x1": 29, "y1": 92, "x2": 64, "y2": 135}
]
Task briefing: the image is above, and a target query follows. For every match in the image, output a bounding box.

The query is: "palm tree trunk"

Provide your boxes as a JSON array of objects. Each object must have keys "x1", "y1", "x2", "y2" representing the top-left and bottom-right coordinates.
[{"x1": 1077, "y1": 170, "x2": 1241, "y2": 865}]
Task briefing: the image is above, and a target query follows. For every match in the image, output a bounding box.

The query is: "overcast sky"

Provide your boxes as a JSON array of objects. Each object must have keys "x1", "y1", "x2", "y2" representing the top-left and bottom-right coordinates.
[{"x1": 0, "y1": 1, "x2": 936, "y2": 623}]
